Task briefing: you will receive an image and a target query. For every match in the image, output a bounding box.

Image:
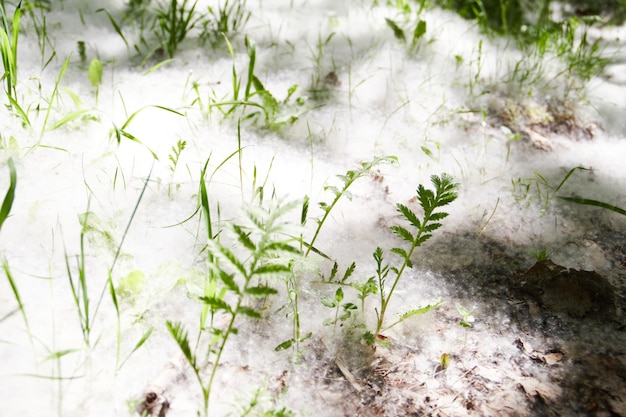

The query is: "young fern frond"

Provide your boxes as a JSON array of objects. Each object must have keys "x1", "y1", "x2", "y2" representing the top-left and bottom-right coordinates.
[{"x1": 373, "y1": 173, "x2": 459, "y2": 335}]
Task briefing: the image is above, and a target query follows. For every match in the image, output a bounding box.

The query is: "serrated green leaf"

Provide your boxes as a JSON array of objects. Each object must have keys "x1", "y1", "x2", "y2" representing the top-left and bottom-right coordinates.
[
  {"x1": 200, "y1": 296, "x2": 231, "y2": 312},
  {"x1": 253, "y1": 263, "x2": 291, "y2": 275},
  {"x1": 245, "y1": 285, "x2": 278, "y2": 297},
  {"x1": 233, "y1": 224, "x2": 255, "y2": 251},
  {"x1": 166, "y1": 321, "x2": 196, "y2": 368},
  {"x1": 428, "y1": 212, "x2": 449, "y2": 221},
  {"x1": 219, "y1": 271, "x2": 240, "y2": 293},
  {"x1": 327, "y1": 262, "x2": 339, "y2": 281},
  {"x1": 416, "y1": 234, "x2": 432, "y2": 245},
  {"x1": 423, "y1": 222, "x2": 442, "y2": 232},
  {"x1": 390, "y1": 225, "x2": 414, "y2": 243},
  {"x1": 396, "y1": 204, "x2": 421, "y2": 229},
  {"x1": 390, "y1": 247, "x2": 409, "y2": 261},
  {"x1": 264, "y1": 241, "x2": 300, "y2": 254},
  {"x1": 342, "y1": 261, "x2": 356, "y2": 282},
  {"x1": 237, "y1": 306, "x2": 261, "y2": 318},
  {"x1": 215, "y1": 244, "x2": 247, "y2": 276}
]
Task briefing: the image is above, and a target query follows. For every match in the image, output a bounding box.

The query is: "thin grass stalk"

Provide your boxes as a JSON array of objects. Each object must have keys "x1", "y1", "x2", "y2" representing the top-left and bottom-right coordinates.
[
  {"x1": 92, "y1": 163, "x2": 154, "y2": 321},
  {"x1": 3, "y1": 259, "x2": 34, "y2": 350},
  {"x1": 41, "y1": 55, "x2": 71, "y2": 136}
]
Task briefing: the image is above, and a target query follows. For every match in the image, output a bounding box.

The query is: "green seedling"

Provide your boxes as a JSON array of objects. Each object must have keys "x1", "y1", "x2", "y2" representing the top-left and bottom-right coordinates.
[
  {"x1": 370, "y1": 174, "x2": 458, "y2": 337},
  {"x1": 306, "y1": 31, "x2": 335, "y2": 100},
  {"x1": 456, "y1": 303, "x2": 475, "y2": 328},
  {"x1": 530, "y1": 247, "x2": 551, "y2": 261},
  {"x1": 168, "y1": 139, "x2": 186, "y2": 173},
  {"x1": 456, "y1": 303, "x2": 475, "y2": 345},
  {"x1": 155, "y1": 0, "x2": 201, "y2": 58},
  {"x1": 0, "y1": 2, "x2": 30, "y2": 126},
  {"x1": 208, "y1": 36, "x2": 308, "y2": 130},
  {"x1": 304, "y1": 155, "x2": 398, "y2": 257},
  {"x1": 320, "y1": 264, "x2": 358, "y2": 332},
  {"x1": 512, "y1": 166, "x2": 585, "y2": 211},
  {"x1": 201, "y1": 0, "x2": 250, "y2": 47},
  {"x1": 168, "y1": 199, "x2": 300, "y2": 417},
  {"x1": 385, "y1": 16, "x2": 427, "y2": 57}
]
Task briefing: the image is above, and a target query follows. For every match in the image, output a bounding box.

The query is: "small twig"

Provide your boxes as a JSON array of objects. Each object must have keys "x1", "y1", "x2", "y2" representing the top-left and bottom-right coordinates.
[{"x1": 335, "y1": 357, "x2": 363, "y2": 392}]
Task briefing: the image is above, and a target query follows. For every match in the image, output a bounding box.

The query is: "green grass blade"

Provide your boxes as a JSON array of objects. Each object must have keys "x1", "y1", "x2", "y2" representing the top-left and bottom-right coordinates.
[
  {"x1": 244, "y1": 35, "x2": 256, "y2": 100},
  {"x1": 0, "y1": 158, "x2": 16, "y2": 232},
  {"x1": 554, "y1": 166, "x2": 588, "y2": 193},
  {"x1": 46, "y1": 109, "x2": 90, "y2": 131},
  {"x1": 2, "y1": 259, "x2": 31, "y2": 338},
  {"x1": 143, "y1": 58, "x2": 177, "y2": 75},
  {"x1": 96, "y1": 8, "x2": 128, "y2": 48},
  {"x1": 558, "y1": 196, "x2": 626, "y2": 215},
  {"x1": 10, "y1": 3, "x2": 20, "y2": 87},
  {"x1": 93, "y1": 163, "x2": 154, "y2": 320},
  {"x1": 41, "y1": 54, "x2": 71, "y2": 135}
]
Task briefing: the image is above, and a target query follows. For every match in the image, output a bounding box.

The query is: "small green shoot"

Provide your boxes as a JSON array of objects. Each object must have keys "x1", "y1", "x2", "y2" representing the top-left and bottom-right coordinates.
[
  {"x1": 385, "y1": 11, "x2": 428, "y2": 57},
  {"x1": 168, "y1": 199, "x2": 300, "y2": 417},
  {"x1": 456, "y1": 303, "x2": 475, "y2": 328},
  {"x1": 168, "y1": 139, "x2": 187, "y2": 173},
  {"x1": 201, "y1": 0, "x2": 250, "y2": 47},
  {"x1": 305, "y1": 156, "x2": 398, "y2": 257},
  {"x1": 155, "y1": 0, "x2": 201, "y2": 58},
  {"x1": 530, "y1": 247, "x2": 551, "y2": 261}
]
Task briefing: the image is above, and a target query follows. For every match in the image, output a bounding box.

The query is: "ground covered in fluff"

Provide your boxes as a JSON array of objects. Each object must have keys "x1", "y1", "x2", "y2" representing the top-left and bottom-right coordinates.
[{"x1": 0, "y1": 1, "x2": 625, "y2": 416}]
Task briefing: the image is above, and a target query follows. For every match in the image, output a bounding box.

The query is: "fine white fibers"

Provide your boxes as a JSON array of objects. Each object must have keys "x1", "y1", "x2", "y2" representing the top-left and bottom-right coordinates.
[{"x1": 1, "y1": 1, "x2": 625, "y2": 416}]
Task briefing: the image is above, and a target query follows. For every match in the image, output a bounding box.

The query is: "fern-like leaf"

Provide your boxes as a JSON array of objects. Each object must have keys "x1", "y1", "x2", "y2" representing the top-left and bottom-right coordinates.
[
  {"x1": 342, "y1": 261, "x2": 356, "y2": 282},
  {"x1": 233, "y1": 224, "x2": 255, "y2": 251},
  {"x1": 245, "y1": 285, "x2": 278, "y2": 297},
  {"x1": 219, "y1": 270, "x2": 240, "y2": 293},
  {"x1": 237, "y1": 306, "x2": 262, "y2": 318},
  {"x1": 396, "y1": 204, "x2": 421, "y2": 230},
  {"x1": 390, "y1": 225, "x2": 414, "y2": 243},
  {"x1": 166, "y1": 321, "x2": 196, "y2": 369}
]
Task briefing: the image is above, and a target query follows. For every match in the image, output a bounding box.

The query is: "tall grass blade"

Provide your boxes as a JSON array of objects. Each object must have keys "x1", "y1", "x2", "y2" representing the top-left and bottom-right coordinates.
[
  {"x1": 558, "y1": 196, "x2": 626, "y2": 215},
  {"x1": 0, "y1": 157, "x2": 16, "y2": 233},
  {"x1": 41, "y1": 55, "x2": 71, "y2": 135},
  {"x1": 2, "y1": 259, "x2": 33, "y2": 347},
  {"x1": 93, "y1": 163, "x2": 154, "y2": 321}
]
